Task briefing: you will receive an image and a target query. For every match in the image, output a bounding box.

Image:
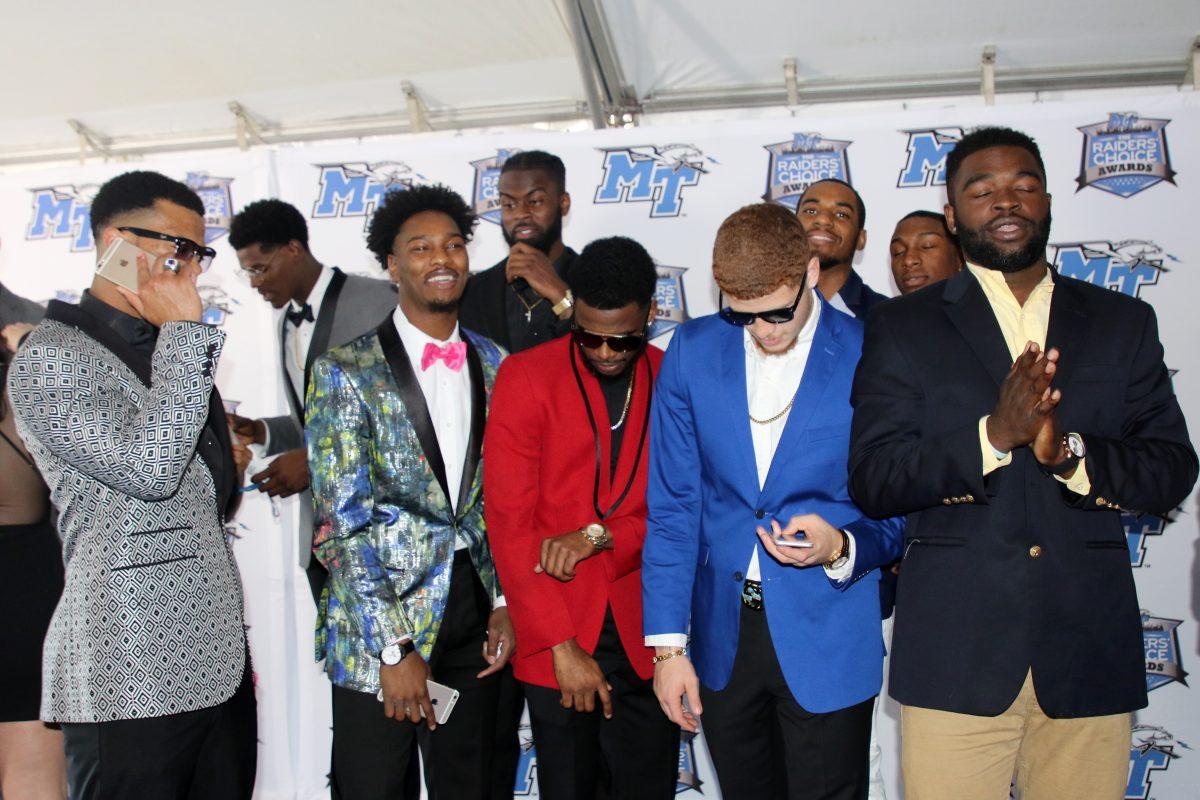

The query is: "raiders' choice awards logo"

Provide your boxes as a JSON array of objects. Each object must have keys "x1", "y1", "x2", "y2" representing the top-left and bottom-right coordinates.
[
  {"x1": 1077, "y1": 113, "x2": 1176, "y2": 198},
  {"x1": 185, "y1": 172, "x2": 235, "y2": 243},
  {"x1": 1142, "y1": 610, "x2": 1189, "y2": 692},
  {"x1": 676, "y1": 730, "x2": 704, "y2": 793},
  {"x1": 651, "y1": 265, "x2": 689, "y2": 340},
  {"x1": 593, "y1": 144, "x2": 715, "y2": 218},
  {"x1": 1050, "y1": 239, "x2": 1177, "y2": 298},
  {"x1": 470, "y1": 148, "x2": 519, "y2": 225},
  {"x1": 25, "y1": 183, "x2": 98, "y2": 252},
  {"x1": 1127, "y1": 724, "x2": 1192, "y2": 800},
  {"x1": 1123, "y1": 512, "x2": 1165, "y2": 567},
  {"x1": 197, "y1": 285, "x2": 239, "y2": 327},
  {"x1": 896, "y1": 127, "x2": 964, "y2": 188},
  {"x1": 762, "y1": 132, "x2": 852, "y2": 210},
  {"x1": 311, "y1": 161, "x2": 425, "y2": 227}
]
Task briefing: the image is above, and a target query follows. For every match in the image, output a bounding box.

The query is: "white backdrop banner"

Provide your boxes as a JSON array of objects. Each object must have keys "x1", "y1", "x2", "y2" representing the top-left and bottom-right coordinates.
[{"x1": 1, "y1": 91, "x2": 1197, "y2": 800}]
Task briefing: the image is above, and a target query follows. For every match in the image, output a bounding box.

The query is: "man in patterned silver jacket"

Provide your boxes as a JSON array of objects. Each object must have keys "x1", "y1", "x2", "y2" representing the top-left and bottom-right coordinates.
[{"x1": 7, "y1": 171, "x2": 255, "y2": 799}]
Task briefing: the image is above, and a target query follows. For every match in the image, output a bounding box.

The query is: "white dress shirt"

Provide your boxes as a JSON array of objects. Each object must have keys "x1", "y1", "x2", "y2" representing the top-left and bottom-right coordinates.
[
  {"x1": 285, "y1": 264, "x2": 335, "y2": 404},
  {"x1": 645, "y1": 292, "x2": 854, "y2": 649}
]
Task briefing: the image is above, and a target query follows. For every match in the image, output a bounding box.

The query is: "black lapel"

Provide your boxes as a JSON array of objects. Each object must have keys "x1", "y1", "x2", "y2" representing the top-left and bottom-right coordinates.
[
  {"x1": 487, "y1": 262, "x2": 513, "y2": 352},
  {"x1": 455, "y1": 338, "x2": 486, "y2": 519},
  {"x1": 942, "y1": 270, "x2": 1013, "y2": 388},
  {"x1": 1044, "y1": 270, "x2": 1087, "y2": 382},
  {"x1": 279, "y1": 314, "x2": 303, "y2": 419},
  {"x1": 46, "y1": 300, "x2": 151, "y2": 387},
  {"x1": 206, "y1": 386, "x2": 240, "y2": 520},
  {"x1": 376, "y1": 317, "x2": 452, "y2": 509},
  {"x1": 304, "y1": 268, "x2": 348, "y2": 401}
]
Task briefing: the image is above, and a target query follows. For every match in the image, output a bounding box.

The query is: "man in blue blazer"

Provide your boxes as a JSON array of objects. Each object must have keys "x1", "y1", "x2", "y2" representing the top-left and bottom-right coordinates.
[{"x1": 643, "y1": 202, "x2": 903, "y2": 799}]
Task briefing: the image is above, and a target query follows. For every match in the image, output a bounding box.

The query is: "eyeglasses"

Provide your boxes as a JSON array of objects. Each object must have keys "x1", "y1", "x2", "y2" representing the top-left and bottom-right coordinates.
[
  {"x1": 238, "y1": 249, "x2": 281, "y2": 280},
  {"x1": 572, "y1": 326, "x2": 647, "y2": 353},
  {"x1": 118, "y1": 227, "x2": 216, "y2": 273},
  {"x1": 718, "y1": 285, "x2": 804, "y2": 327}
]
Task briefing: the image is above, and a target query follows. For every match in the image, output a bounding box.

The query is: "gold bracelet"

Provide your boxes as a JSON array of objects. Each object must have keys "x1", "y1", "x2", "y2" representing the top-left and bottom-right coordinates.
[{"x1": 652, "y1": 647, "x2": 687, "y2": 665}]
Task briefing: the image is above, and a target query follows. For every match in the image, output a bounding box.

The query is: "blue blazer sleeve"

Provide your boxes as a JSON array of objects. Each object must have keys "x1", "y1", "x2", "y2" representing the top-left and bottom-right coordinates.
[{"x1": 641, "y1": 330, "x2": 702, "y2": 637}]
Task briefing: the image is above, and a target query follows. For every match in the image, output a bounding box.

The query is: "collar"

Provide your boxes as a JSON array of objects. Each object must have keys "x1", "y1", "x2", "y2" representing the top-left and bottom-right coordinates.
[
  {"x1": 291, "y1": 263, "x2": 334, "y2": 315},
  {"x1": 392, "y1": 305, "x2": 462, "y2": 364},
  {"x1": 743, "y1": 287, "x2": 822, "y2": 363},
  {"x1": 966, "y1": 263, "x2": 1054, "y2": 303},
  {"x1": 79, "y1": 290, "x2": 157, "y2": 353}
]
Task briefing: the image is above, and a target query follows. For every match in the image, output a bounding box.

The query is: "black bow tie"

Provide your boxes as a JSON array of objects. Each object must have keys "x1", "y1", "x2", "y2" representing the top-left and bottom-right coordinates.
[{"x1": 286, "y1": 303, "x2": 314, "y2": 327}]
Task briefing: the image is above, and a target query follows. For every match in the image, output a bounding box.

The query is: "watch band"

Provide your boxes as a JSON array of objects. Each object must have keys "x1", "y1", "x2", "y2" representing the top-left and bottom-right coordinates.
[
  {"x1": 825, "y1": 529, "x2": 851, "y2": 570},
  {"x1": 551, "y1": 289, "x2": 574, "y2": 317}
]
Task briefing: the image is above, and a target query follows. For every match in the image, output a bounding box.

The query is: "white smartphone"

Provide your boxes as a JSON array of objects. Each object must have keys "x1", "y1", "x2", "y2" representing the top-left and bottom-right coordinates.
[
  {"x1": 376, "y1": 679, "x2": 461, "y2": 725},
  {"x1": 425, "y1": 679, "x2": 460, "y2": 725},
  {"x1": 773, "y1": 534, "x2": 814, "y2": 549},
  {"x1": 95, "y1": 238, "x2": 149, "y2": 293}
]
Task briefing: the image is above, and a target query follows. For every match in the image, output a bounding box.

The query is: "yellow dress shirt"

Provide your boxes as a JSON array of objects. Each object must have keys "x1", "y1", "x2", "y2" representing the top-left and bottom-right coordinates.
[{"x1": 970, "y1": 264, "x2": 1091, "y2": 494}]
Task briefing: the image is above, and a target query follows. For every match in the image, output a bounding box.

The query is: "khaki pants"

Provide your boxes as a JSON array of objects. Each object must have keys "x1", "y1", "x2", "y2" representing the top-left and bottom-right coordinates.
[{"x1": 901, "y1": 671, "x2": 1130, "y2": 800}]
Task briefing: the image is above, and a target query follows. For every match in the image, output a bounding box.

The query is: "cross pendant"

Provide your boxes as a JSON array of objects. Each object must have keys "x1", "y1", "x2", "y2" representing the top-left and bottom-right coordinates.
[{"x1": 525, "y1": 310, "x2": 533, "y2": 322}]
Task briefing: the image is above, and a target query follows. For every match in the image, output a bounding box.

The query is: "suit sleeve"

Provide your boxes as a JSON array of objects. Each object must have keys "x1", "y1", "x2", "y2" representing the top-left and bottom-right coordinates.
[
  {"x1": 848, "y1": 310, "x2": 989, "y2": 518},
  {"x1": 262, "y1": 414, "x2": 304, "y2": 456},
  {"x1": 306, "y1": 354, "x2": 409, "y2": 656},
  {"x1": 1068, "y1": 304, "x2": 1197, "y2": 513},
  {"x1": 641, "y1": 332, "x2": 702, "y2": 638},
  {"x1": 10, "y1": 321, "x2": 224, "y2": 502},
  {"x1": 483, "y1": 358, "x2": 577, "y2": 657},
  {"x1": 841, "y1": 514, "x2": 905, "y2": 586}
]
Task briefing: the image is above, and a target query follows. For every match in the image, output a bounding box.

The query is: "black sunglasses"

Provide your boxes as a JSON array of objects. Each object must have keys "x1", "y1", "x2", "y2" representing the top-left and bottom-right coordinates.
[
  {"x1": 718, "y1": 285, "x2": 804, "y2": 327},
  {"x1": 118, "y1": 227, "x2": 217, "y2": 273},
  {"x1": 572, "y1": 325, "x2": 647, "y2": 353}
]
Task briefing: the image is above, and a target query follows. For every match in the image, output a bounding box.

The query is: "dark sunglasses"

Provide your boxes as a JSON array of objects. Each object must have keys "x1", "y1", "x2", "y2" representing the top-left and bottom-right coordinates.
[
  {"x1": 572, "y1": 325, "x2": 647, "y2": 353},
  {"x1": 118, "y1": 227, "x2": 217, "y2": 273},
  {"x1": 718, "y1": 285, "x2": 804, "y2": 327}
]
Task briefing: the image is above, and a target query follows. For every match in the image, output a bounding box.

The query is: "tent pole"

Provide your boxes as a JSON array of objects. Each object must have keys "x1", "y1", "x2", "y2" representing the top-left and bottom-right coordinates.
[{"x1": 564, "y1": 0, "x2": 607, "y2": 129}]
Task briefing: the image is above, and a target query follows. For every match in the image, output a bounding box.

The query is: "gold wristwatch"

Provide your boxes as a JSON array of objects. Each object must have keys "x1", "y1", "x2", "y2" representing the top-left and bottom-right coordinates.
[
  {"x1": 552, "y1": 289, "x2": 574, "y2": 317},
  {"x1": 581, "y1": 522, "x2": 610, "y2": 549}
]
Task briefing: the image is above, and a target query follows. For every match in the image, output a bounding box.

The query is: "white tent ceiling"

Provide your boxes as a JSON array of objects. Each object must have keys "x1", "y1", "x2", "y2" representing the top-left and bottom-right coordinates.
[{"x1": 0, "y1": 0, "x2": 1196, "y2": 165}]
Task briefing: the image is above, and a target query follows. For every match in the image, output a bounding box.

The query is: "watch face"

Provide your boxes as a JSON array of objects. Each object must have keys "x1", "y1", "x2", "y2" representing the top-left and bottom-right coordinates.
[
  {"x1": 585, "y1": 523, "x2": 605, "y2": 537},
  {"x1": 1066, "y1": 433, "x2": 1085, "y2": 458}
]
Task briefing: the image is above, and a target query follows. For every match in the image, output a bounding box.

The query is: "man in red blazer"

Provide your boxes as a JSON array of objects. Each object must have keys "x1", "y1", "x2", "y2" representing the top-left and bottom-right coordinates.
[{"x1": 484, "y1": 236, "x2": 679, "y2": 799}]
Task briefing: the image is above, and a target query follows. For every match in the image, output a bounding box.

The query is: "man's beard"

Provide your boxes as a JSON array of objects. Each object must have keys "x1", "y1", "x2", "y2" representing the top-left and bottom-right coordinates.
[
  {"x1": 957, "y1": 210, "x2": 1052, "y2": 274},
  {"x1": 503, "y1": 213, "x2": 563, "y2": 255},
  {"x1": 818, "y1": 256, "x2": 842, "y2": 271},
  {"x1": 426, "y1": 299, "x2": 460, "y2": 314}
]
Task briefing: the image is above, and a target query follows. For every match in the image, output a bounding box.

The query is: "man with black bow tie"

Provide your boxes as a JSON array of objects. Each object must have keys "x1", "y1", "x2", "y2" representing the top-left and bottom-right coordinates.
[{"x1": 227, "y1": 199, "x2": 396, "y2": 602}]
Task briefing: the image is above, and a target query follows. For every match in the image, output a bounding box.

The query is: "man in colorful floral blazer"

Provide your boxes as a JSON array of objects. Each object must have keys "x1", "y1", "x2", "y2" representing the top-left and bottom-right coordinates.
[{"x1": 305, "y1": 183, "x2": 515, "y2": 800}]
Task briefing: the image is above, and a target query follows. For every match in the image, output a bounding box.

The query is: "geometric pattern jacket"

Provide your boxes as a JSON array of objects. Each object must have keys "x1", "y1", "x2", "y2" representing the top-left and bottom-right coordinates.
[
  {"x1": 306, "y1": 318, "x2": 504, "y2": 694},
  {"x1": 7, "y1": 301, "x2": 246, "y2": 723}
]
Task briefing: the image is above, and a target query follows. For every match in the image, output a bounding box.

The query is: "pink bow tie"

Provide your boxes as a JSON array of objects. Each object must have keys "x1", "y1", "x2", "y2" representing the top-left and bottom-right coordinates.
[{"x1": 421, "y1": 341, "x2": 466, "y2": 372}]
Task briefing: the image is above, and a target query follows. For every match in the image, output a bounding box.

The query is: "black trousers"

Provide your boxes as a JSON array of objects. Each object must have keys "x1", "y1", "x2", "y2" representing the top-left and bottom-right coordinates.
[
  {"x1": 491, "y1": 663, "x2": 525, "y2": 799},
  {"x1": 699, "y1": 603, "x2": 873, "y2": 800},
  {"x1": 62, "y1": 651, "x2": 257, "y2": 800},
  {"x1": 523, "y1": 608, "x2": 680, "y2": 800},
  {"x1": 332, "y1": 550, "x2": 499, "y2": 800}
]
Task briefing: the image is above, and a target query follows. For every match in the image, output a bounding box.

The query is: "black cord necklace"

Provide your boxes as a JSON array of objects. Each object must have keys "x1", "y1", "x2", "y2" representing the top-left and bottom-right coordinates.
[{"x1": 569, "y1": 343, "x2": 654, "y2": 521}]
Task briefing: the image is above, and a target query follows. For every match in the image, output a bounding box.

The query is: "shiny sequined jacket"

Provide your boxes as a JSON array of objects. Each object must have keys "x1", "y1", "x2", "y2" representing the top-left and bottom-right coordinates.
[{"x1": 305, "y1": 319, "x2": 505, "y2": 693}]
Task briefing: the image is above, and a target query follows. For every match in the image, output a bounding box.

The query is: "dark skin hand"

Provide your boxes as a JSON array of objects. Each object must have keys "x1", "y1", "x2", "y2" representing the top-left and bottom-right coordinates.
[
  {"x1": 552, "y1": 638, "x2": 613, "y2": 718},
  {"x1": 506, "y1": 243, "x2": 569, "y2": 311},
  {"x1": 537, "y1": 530, "x2": 604, "y2": 582},
  {"x1": 478, "y1": 607, "x2": 516, "y2": 678},
  {"x1": 380, "y1": 651, "x2": 437, "y2": 730},
  {"x1": 227, "y1": 413, "x2": 266, "y2": 446},
  {"x1": 985, "y1": 341, "x2": 1061, "y2": 454},
  {"x1": 250, "y1": 448, "x2": 310, "y2": 498}
]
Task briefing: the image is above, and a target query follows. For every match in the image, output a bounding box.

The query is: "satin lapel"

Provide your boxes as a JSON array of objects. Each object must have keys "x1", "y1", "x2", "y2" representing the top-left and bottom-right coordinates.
[
  {"x1": 376, "y1": 318, "x2": 452, "y2": 509},
  {"x1": 1045, "y1": 271, "x2": 1087, "y2": 385},
  {"x1": 454, "y1": 339, "x2": 486, "y2": 519},
  {"x1": 572, "y1": 341, "x2": 614, "y2": 499},
  {"x1": 759, "y1": 305, "x2": 840, "y2": 496},
  {"x1": 942, "y1": 270, "x2": 1012, "y2": 388},
  {"x1": 279, "y1": 314, "x2": 304, "y2": 418},
  {"x1": 205, "y1": 386, "x2": 239, "y2": 519},
  {"x1": 719, "y1": 326, "x2": 760, "y2": 501},
  {"x1": 45, "y1": 300, "x2": 151, "y2": 387},
  {"x1": 608, "y1": 351, "x2": 654, "y2": 505},
  {"x1": 304, "y1": 268, "x2": 347, "y2": 404}
]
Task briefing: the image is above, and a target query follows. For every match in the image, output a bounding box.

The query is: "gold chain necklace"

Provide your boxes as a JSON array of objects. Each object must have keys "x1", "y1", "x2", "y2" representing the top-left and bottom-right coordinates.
[
  {"x1": 610, "y1": 372, "x2": 636, "y2": 430},
  {"x1": 749, "y1": 397, "x2": 794, "y2": 426},
  {"x1": 513, "y1": 287, "x2": 544, "y2": 322}
]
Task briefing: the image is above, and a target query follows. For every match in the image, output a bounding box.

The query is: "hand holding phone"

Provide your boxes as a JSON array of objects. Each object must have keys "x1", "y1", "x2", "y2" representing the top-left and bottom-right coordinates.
[{"x1": 773, "y1": 533, "x2": 813, "y2": 549}]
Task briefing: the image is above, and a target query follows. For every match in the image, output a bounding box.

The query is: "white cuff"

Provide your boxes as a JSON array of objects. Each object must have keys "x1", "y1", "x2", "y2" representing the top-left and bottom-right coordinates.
[
  {"x1": 823, "y1": 530, "x2": 856, "y2": 581},
  {"x1": 645, "y1": 633, "x2": 689, "y2": 648},
  {"x1": 492, "y1": 594, "x2": 507, "y2": 610}
]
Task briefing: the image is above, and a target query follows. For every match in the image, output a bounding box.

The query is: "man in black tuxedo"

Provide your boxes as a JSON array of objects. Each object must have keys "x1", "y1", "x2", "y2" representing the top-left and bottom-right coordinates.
[
  {"x1": 848, "y1": 126, "x2": 1196, "y2": 800},
  {"x1": 226, "y1": 200, "x2": 396, "y2": 603}
]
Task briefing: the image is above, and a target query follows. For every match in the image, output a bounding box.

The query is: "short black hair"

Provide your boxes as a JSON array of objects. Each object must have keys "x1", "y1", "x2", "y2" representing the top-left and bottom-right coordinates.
[
  {"x1": 802, "y1": 178, "x2": 866, "y2": 229},
  {"x1": 569, "y1": 236, "x2": 658, "y2": 311},
  {"x1": 945, "y1": 126, "x2": 1046, "y2": 197},
  {"x1": 366, "y1": 184, "x2": 477, "y2": 269},
  {"x1": 89, "y1": 171, "x2": 204, "y2": 242},
  {"x1": 229, "y1": 199, "x2": 309, "y2": 251},
  {"x1": 500, "y1": 150, "x2": 566, "y2": 192}
]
